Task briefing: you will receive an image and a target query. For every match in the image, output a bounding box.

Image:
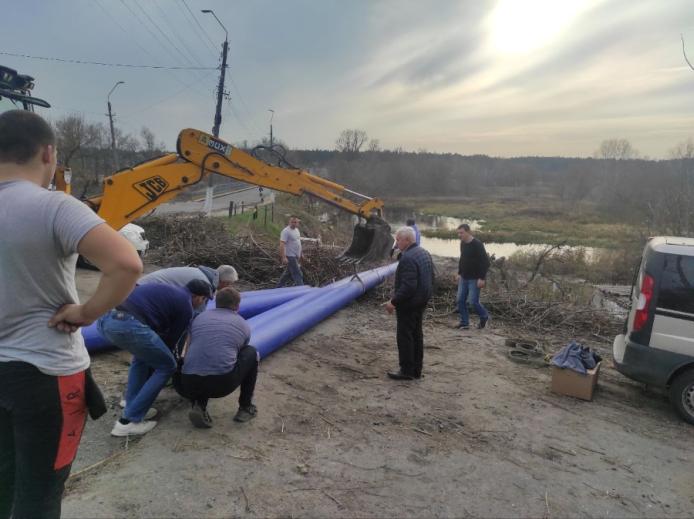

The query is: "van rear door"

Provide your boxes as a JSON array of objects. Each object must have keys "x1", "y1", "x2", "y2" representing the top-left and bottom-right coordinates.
[{"x1": 651, "y1": 253, "x2": 694, "y2": 356}]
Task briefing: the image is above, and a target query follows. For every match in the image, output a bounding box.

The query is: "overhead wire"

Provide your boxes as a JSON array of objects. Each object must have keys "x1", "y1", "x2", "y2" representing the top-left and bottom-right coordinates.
[
  {"x1": 149, "y1": 0, "x2": 217, "y2": 97},
  {"x1": 111, "y1": 0, "x2": 215, "y2": 100},
  {"x1": 177, "y1": 0, "x2": 218, "y2": 54},
  {"x1": 228, "y1": 76, "x2": 265, "y2": 137},
  {"x1": 0, "y1": 51, "x2": 215, "y2": 70},
  {"x1": 153, "y1": 0, "x2": 206, "y2": 67},
  {"x1": 118, "y1": 0, "x2": 189, "y2": 67},
  {"x1": 181, "y1": 0, "x2": 219, "y2": 51},
  {"x1": 89, "y1": 0, "x2": 219, "y2": 134},
  {"x1": 122, "y1": 70, "x2": 217, "y2": 118},
  {"x1": 131, "y1": 0, "x2": 197, "y2": 67}
]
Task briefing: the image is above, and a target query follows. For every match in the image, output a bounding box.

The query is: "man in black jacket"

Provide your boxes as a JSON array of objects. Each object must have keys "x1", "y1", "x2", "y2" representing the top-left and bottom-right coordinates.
[
  {"x1": 385, "y1": 227, "x2": 434, "y2": 380},
  {"x1": 457, "y1": 223, "x2": 490, "y2": 330}
]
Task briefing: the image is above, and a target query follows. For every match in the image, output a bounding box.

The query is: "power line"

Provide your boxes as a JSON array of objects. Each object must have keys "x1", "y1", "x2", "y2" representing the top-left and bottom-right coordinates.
[
  {"x1": 131, "y1": 0, "x2": 196, "y2": 67},
  {"x1": 112, "y1": 0, "x2": 215, "y2": 100},
  {"x1": 152, "y1": 0, "x2": 206, "y2": 67},
  {"x1": 228, "y1": 76, "x2": 265, "y2": 137},
  {"x1": 122, "y1": 70, "x2": 217, "y2": 118},
  {"x1": 181, "y1": 0, "x2": 219, "y2": 51},
  {"x1": 178, "y1": 0, "x2": 218, "y2": 54},
  {"x1": 94, "y1": 0, "x2": 180, "y2": 68},
  {"x1": 0, "y1": 51, "x2": 216, "y2": 70},
  {"x1": 118, "y1": 0, "x2": 187, "y2": 67}
]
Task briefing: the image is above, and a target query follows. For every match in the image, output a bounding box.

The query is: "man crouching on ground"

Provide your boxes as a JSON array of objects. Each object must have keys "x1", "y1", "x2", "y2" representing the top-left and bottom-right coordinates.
[
  {"x1": 384, "y1": 226, "x2": 434, "y2": 380},
  {"x1": 175, "y1": 287, "x2": 259, "y2": 428}
]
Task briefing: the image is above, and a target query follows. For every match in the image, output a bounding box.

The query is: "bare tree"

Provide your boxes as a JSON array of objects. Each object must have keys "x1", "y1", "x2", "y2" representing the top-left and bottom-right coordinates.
[
  {"x1": 53, "y1": 114, "x2": 102, "y2": 167},
  {"x1": 367, "y1": 138, "x2": 381, "y2": 152},
  {"x1": 594, "y1": 138, "x2": 638, "y2": 160},
  {"x1": 335, "y1": 129, "x2": 368, "y2": 155},
  {"x1": 140, "y1": 126, "x2": 165, "y2": 154}
]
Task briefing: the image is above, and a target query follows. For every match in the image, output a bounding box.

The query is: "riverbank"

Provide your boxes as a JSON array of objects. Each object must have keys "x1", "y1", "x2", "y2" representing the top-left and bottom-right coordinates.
[{"x1": 389, "y1": 194, "x2": 642, "y2": 249}]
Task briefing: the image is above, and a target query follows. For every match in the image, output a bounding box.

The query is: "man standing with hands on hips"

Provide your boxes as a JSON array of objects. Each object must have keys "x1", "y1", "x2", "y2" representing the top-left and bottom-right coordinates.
[
  {"x1": 276, "y1": 215, "x2": 303, "y2": 287},
  {"x1": 456, "y1": 223, "x2": 490, "y2": 330},
  {"x1": 0, "y1": 110, "x2": 142, "y2": 518},
  {"x1": 385, "y1": 227, "x2": 434, "y2": 380}
]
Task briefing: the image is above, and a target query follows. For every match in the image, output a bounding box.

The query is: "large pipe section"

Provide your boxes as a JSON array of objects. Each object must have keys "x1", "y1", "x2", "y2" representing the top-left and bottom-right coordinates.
[
  {"x1": 248, "y1": 263, "x2": 396, "y2": 359},
  {"x1": 84, "y1": 285, "x2": 316, "y2": 352}
]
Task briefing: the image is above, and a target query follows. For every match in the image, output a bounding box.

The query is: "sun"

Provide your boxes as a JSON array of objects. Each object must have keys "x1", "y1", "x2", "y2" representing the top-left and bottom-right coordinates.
[{"x1": 490, "y1": 0, "x2": 589, "y2": 55}]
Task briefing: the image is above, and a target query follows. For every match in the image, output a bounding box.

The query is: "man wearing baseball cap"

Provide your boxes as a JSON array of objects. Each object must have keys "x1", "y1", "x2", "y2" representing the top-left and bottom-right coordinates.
[{"x1": 97, "y1": 279, "x2": 211, "y2": 436}]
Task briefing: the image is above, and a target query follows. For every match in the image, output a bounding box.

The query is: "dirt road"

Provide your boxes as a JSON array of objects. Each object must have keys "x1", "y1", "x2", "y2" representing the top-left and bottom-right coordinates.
[{"x1": 63, "y1": 267, "x2": 694, "y2": 518}]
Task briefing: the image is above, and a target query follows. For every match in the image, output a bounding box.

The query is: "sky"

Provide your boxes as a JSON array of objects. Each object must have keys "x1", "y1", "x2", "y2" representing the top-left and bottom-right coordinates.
[{"x1": 2, "y1": 0, "x2": 694, "y2": 158}]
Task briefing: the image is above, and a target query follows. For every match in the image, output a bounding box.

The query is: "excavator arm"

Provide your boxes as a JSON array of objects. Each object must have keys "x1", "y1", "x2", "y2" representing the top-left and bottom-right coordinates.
[
  {"x1": 82, "y1": 129, "x2": 392, "y2": 262},
  {"x1": 85, "y1": 129, "x2": 384, "y2": 231}
]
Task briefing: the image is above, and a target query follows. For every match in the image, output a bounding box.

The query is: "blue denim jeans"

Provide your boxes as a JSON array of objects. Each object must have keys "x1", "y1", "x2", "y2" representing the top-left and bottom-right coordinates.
[
  {"x1": 276, "y1": 256, "x2": 303, "y2": 287},
  {"x1": 97, "y1": 311, "x2": 176, "y2": 422},
  {"x1": 457, "y1": 278, "x2": 489, "y2": 326}
]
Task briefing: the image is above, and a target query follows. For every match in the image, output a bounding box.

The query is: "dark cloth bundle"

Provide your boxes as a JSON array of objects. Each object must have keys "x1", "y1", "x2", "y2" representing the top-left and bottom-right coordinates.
[{"x1": 551, "y1": 341, "x2": 602, "y2": 375}]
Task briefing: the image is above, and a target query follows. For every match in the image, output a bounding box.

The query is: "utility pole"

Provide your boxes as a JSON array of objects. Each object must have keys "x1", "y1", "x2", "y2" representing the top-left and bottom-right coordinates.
[
  {"x1": 107, "y1": 81, "x2": 124, "y2": 170},
  {"x1": 202, "y1": 9, "x2": 229, "y2": 216},
  {"x1": 268, "y1": 109, "x2": 274, "y2": 147}
]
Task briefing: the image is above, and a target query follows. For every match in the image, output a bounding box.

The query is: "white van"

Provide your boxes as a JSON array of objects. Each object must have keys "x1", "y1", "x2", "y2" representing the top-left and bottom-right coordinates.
[{"x1": 613, "y1": 236, "x2": 694, "y2": 424}]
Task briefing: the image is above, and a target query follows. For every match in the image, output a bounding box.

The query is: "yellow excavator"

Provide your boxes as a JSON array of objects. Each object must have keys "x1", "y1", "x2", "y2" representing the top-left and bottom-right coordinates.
[
  {"x1": 81, "y1": 129, "x2": 392, "y2": 263},
  {"x1": 1, "y1": 64, "x2": 392, "y2": 262}
]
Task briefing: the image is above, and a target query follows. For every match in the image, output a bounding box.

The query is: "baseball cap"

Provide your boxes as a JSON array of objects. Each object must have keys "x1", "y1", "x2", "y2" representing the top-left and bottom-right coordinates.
[{"x1": 186, "y1": 279, "x2": 213, "y2": 299}]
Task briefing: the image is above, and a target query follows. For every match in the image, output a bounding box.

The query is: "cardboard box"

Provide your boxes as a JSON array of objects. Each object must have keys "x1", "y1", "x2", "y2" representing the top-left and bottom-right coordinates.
[{"x1": 551, "y1": 362, "x2": 601, "y2": 401}]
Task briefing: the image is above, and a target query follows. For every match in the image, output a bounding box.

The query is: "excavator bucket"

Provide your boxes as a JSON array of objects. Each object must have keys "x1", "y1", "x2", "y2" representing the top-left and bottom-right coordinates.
[{"x1": 339, "y1": 216, "x2": 393, "y2": 264}]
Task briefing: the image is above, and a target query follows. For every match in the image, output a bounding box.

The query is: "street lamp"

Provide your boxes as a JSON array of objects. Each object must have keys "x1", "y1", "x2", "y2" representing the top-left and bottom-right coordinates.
[
  {"x1": 107, "y1": 81, "x2": 124, "y2": 170},
  {"x1": 201, "y1": 9, "x2": 229, "y2": 215},
  {"x1": 201, "y1": 9, "x2": 228, "y2": 41}
]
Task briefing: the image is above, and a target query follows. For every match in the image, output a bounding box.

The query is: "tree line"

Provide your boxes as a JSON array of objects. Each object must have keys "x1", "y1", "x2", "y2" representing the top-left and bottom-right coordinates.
[{"x1": 53, "y1": 114, "x2": 694, "y2": 236}]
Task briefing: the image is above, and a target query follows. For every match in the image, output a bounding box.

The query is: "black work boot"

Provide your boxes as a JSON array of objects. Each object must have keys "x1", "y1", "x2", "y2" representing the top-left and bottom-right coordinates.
[{"x1": 234, "y1": 404, "x2": 258, "y2": 423}]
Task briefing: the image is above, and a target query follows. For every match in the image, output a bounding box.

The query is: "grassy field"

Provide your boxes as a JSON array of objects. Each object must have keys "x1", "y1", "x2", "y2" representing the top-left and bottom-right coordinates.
[{"x1": 388, "y1": 195, "x2": 642, "y2": 249}]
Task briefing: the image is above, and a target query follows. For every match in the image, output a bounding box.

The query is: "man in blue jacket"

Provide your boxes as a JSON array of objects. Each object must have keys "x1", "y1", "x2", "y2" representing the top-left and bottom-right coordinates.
[
  {"x1": 385, "y1": 227, "x2": 434, "y2": 380},
  {"x1": 97, "y1": 279, "x2": 211, "y2": 436}
]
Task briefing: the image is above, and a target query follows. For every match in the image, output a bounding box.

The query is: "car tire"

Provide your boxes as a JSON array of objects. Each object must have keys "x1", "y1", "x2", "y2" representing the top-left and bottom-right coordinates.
[{"x1": 669, "y1": 368, "x2": 694, "y2": 425}]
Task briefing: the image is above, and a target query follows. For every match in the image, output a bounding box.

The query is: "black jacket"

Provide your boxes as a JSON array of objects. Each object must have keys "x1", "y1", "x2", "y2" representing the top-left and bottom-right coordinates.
[
  {"x1": 392, "y1": 244, "x2": 434, "y2": 309},
  {"x1": 458, "y1": 238, "x2": 490, "y2": 280}
]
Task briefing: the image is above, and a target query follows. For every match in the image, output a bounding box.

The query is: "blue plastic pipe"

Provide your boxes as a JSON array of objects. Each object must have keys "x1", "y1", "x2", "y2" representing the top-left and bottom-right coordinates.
[
  {"x1": 206, "y1": 285, "x2": 316, "y2": 316},
  {"x1": 83, "y1": 285, "x2": 317, "y2": 353},
  {"x1": 248, "y1": 263, "x2": 396, "y2": 359}
]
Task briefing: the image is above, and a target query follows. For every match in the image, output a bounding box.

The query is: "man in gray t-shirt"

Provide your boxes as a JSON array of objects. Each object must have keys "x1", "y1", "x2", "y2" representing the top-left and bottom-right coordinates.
[
  {"x1": 138, "y1": 264, "x2": 238, "y2": 311},
  {"x1": 174, "y1": 288, "x2": 259, "y2": 428},
  {"x1": 276, "y1": 215, "x2": 304, "y2": 287},
  {"x1": 0, "y1": 110, "x2": 142, "y2": 518}
]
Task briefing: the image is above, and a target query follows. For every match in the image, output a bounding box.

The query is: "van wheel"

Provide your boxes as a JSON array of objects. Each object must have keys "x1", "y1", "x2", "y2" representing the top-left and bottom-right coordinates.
[{"x1": 669, "y1": 368, "x2": 694, "y2": 425}]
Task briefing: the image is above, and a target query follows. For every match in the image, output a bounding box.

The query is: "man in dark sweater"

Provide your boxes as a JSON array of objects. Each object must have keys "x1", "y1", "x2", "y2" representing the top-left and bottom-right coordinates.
[
  {"x1": 385, "y1": 227, "x2": 434, "y2": 380},
  {"x1": 457, "y1": 223, "x2": 490, "y2": 329},
  {"x1": 97, "y1": 279, "x2": 211, "y2": 436}
]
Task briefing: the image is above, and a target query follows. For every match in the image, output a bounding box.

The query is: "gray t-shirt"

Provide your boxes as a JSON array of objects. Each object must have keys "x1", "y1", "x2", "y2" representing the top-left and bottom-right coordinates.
[
  {"x1": 280, "y1": 226, "x2": 302, "y2": 258},
  {"x1": 0, "y1": 180, "x2": 105, "y2": 376},
  {"x1": 182, "y1": 308, "x2": 251, "y2": 376},
  {"x1": 139, "y1": 266, "x2": 216, "y2": 290}
]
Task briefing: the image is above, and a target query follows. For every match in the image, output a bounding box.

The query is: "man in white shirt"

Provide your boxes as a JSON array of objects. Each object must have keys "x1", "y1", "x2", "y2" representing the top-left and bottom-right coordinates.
[{"x1": 276, "y1": 215, "x2": 304, "y2": 287}]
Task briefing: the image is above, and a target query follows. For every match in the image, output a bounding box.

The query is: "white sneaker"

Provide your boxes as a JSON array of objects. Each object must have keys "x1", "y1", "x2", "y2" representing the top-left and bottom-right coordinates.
[
  {"x1": 119, "y1": 402, "x2": 157, "y2": 421},
  {"x1": 119, "y1": 398, "x2": 126, "y2": 408},
  {"x1": 110, "y1": 420, "x2": 157, "y2": 437}
]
